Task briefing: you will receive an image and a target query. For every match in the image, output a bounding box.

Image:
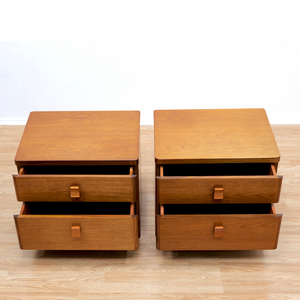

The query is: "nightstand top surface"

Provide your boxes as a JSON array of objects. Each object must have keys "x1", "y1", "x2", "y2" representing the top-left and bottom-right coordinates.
[
  {"x1": 15, "y1": 111, "x2": 140, "y2": 165},
  {"x1": 154, "y1": 109, "x2": 280, "y2": 164}
]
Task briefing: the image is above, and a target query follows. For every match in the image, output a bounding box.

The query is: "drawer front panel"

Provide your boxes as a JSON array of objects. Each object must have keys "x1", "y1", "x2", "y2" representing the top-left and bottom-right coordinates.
[
  {"x1": 13, "y1": 175, "x2": 137, "y2": 202},
  {"x1": 157, "y1": 176, "x2": 282, "y2": 204},
  {"x1": 14, "y1": 215, "x2": 138, "y2": 250},
  {"x1": 157, "y1": 214, "x2": 282, "y2": 251}
]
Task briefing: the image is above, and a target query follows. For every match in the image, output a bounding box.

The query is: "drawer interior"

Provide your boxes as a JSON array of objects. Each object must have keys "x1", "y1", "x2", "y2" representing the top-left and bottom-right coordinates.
[
  {"x1": 21, "y1": 202, "x2": 133, "y2": 215},
  {"x1": 21, "y1": 165, "x2": 132, "y2": 175},
  {"x1": 162, "y1": 203, "x2": 275, "y2": 215},
  {"x1": 162, "y1": 163, "x2": 276, "y2": 176}
]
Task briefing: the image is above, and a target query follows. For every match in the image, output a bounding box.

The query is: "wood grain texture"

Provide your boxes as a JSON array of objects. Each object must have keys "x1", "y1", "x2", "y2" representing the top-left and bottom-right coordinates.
[
  {"x1": 157, "y1": 213, "x2": 282, "y2": 251},
  {"x1": 13, "y1": 174, "x2": 137, "y2": 202},
  {"x1": 157, "y1": 175, "x2": 282, "y2": 204},
  {"x1": 154, "y1": 109, "x2": 280, "y2": 164},
  {"x1": 14, "y1": 214, "x2": 138, "y2": 250},
  {"x1": 1, "y1": 125, "x2": 300, "y2": 299},
  {"x1": 15, "y1": 111, "x2": 140, "y2": 165}
]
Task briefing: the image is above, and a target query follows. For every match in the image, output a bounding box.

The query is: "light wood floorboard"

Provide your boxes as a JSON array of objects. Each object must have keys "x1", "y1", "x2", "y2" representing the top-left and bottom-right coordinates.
[{"x1": 0, "y1": 125, "x2": 299, "y2": 299}]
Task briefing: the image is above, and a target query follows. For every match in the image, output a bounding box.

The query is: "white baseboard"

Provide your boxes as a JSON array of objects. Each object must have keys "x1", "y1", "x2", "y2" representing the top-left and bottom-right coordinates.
[{"x1": 0, "y1": 119, "x2": 27, "y2": 125}]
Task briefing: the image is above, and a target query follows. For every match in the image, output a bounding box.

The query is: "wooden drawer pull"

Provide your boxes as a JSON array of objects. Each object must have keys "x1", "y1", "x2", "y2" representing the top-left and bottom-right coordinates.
[
  {"x1": 214, "y1": 226, "x2": 224, "y2": 238},
  {"x1": 70, "y1": 186, "x2": 80, "y2": 198},
  {"x1": 214, "y1": 187, "x2": 224, "y2": 200},
  {"x1": 71, "y1": 225, "x2": 81, "y2": 238}
]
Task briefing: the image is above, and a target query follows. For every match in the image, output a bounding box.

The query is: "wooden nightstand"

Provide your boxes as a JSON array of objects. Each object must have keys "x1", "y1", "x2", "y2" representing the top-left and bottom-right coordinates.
[
  {"x1": 13, "y1": 111, "x2": 140, "y2": 250},
  {"x1": 154, "y1": 109, "x2": 283, "y2": 251}
]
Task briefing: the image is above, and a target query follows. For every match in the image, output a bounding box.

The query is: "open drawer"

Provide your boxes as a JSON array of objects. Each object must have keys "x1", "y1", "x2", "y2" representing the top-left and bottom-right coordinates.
[
  {"x1": 156, "y1": 203, "x2": 282, "y2": 250},
  {"x1": 13, "y1": 165, "x2": 137, "y2": 202},
  {"x1": 156, "y1": 163, "x2": 283, "y2": 204},
  {"x1": 14, "y1": 202, "x2": 138, "y2": 250}
]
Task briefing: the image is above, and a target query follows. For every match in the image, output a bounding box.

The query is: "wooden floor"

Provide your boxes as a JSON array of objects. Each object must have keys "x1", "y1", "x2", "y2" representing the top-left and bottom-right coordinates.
[{"x1": 1, "y1": 125, "x2": 300, "y2": 299}]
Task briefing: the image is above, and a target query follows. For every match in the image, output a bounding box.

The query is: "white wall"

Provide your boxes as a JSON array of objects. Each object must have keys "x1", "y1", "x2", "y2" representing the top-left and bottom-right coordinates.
[{"x1": 1, "y1": 1, "x2": 299, "y2": 125}]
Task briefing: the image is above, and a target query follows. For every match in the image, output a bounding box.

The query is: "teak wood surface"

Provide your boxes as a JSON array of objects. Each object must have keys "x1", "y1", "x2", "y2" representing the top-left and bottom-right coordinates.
[
  {"x1": 154, "y1": 109, "x2": 280, "y2": 164},
  {"x1": 157, "y1": 175, "x2": 283, "y2": 204},
  {"x1": 1, "y1": 124, "x2": 300, "y2": 299},
  {"x1": 14, "y1": 212, "x2": 139, "y2": 251},
  {"x1": 13, "y1": 173, "x2": 137, "y2": 202},
  {"x1": 15, "y1": 111, "x2": 140, "y2": 166},
  {"x1": 157, "y1": 213, "x2": 282, "y2": 251}
]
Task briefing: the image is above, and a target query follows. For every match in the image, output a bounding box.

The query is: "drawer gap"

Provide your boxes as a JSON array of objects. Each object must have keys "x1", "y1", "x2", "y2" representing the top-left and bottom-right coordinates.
[
  {"x1": 163, "y1": 163, "x2": 275, "y2": 176},
  {"x1": 163, "y1": 203, "x2": 274, "y2": 215},
  {"x1": 20, "y1": 203, "x2": 30, "y2": 214},
  {"x1": 21, "y1": 202, "x2": 133, "y2": 215},
  {"x1": 21, "y1": 165, "x2": 132, "y2": 175}
]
